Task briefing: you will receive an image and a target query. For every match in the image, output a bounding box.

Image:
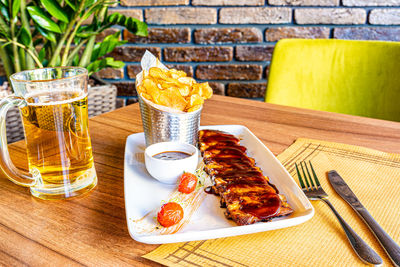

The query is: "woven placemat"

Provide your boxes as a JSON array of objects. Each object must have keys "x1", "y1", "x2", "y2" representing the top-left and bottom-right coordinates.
[{"x1": 143, "y1": 138, "x2": 400, "y2": 266}]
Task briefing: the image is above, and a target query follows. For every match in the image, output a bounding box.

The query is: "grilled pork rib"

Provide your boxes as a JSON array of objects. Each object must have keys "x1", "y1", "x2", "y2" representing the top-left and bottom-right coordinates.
[{"x1": 199, "y1": 129, "x2": 293, "y2": 226}]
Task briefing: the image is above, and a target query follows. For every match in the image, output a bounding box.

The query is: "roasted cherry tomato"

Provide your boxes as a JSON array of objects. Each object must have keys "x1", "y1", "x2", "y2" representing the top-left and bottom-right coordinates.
[
  {"x1": 157, "y1": 202, "x2": 184, "y2": 227},
  {"x1": 178, "y1": 172, "x2": 198, "y2": 194}
]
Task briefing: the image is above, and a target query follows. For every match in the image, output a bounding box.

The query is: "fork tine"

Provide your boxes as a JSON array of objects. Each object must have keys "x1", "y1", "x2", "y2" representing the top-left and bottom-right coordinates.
[
  {"x1": 303, "y1": 161, "x2": 316, "y2": 189},
  {"x1": 309, "y1": 161, "x2": 321, "y2": 187},
  {"x1": 295, "y1": 163, "x2": 306, "y2": 189},
  {"x1": 300, "y1": 162, "x2": 311, "y2": 189}
]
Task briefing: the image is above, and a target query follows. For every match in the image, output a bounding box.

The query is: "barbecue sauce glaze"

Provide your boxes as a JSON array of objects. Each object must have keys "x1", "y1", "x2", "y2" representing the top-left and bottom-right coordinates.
[{"x1": 200, "y1": 130, "x2": 281, "y2": 221}]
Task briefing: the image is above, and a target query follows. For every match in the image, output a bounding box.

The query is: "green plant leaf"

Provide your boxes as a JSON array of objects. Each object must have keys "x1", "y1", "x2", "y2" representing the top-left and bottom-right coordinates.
[
  {"x1": 81, "y1": 4, "x2": 103, "y2": 21},
  {"x1": 27, "y1": 6, "x2": 61, "y2": 33},
  {"x1": 59, "y1": 21, "x2": 67, "y2": 32},
  {"x1": 37, "y1": 26, "x2": 56, "y2": 43},
  {"x1": 90, "y1": 31, "x2": 126, "y2": 61},
  {"x1": 0, "y1": 0, "x2": 7, "y2": 7},
  {"x1": 0, "y1": 23, "x2": 8, "y2": 38},
  {"x1": 87, "y1": 57, "x2": 125, "y2": 75},
  {"x1": 64, "y1": 0, "x2": 76, "y2": 11},
  {"x1": 11, "y1": 0, "x2": 20, "y2": 18},
  {"x1": 79, "y1": 23, "x2": 96, "y2": 33},
  {"x1": 18, "y1": 27, "x2": 32, "y2": 46},
  {"x1": 0, "y1": 6, "x2": 9, "y2": 37},
  {"x1": 40, "y1": 0, "x2": 69, "y2": 23},
  {"x1": 72, "y1": 53, "x2": 79, "y2": 66},
  {"x1": 105, "y1": 57, "x2": 124, "y2": 68},
  {"x1": 84, "y1": 0, "x2": 96, "y2": 8},
  {"x1": 76, "y1": 31, "x2": 97, "y2": 38},
  {"x1": 11, "y1": 1, "x2": 21, "y2": 18},
  {"x1": 38, "y1": 46, "x2": 46, "y2": 62},
  {"x1": 76, "y1": 23, "x2": 97, "y2": 38},
  {"x1": 0, "y1": 3, "x2": 9, "y2": 21},
  {"x1": 106, "y1": 13, "x2": 147, "y2": 37}
]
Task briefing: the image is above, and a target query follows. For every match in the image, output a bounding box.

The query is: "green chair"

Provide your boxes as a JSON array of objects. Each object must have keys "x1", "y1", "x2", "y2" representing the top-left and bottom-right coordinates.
[{"x1": 265, "y1": 39, "x2": 400, "y2": 122}]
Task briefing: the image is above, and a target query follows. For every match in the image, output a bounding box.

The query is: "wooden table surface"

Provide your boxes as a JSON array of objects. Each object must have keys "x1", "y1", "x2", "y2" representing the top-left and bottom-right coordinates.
[{"x1": 2, "y1": 95, "x2": 400, "y2": 266}]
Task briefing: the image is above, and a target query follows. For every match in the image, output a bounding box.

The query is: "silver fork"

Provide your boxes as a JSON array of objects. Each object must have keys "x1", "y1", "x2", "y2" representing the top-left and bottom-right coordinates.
[{"x1": 296, "y1": 161, "x2": 382, "y2": 265}]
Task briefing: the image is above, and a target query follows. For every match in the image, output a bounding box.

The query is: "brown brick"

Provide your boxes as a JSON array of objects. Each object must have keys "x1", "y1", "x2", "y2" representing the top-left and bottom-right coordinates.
[
  {"x1": 269, "y1": 0, "x2": 339, "y2": 5},
  {"x1": 95, "y1": 28, "x2": 121, "y2": 42},
  {"x1": 124, "y1": 28, "x2": 190, "y2": 43},
  {"x1": 145, "y1": 8, "x2": 217, "y2": 24},
  {"x1": 96, "y1": 68, "x2": 124, "y2": 79},
  {"x1": 236, "y1": 46, "x2": 274, "y2": 61},
  {"x1": 227, "y1": 83, "x2": 266, "y2": 98},
  {"x1": 193, "y1": 0, "x2": 263, "y2": 5},
  {"x1": 166, "y1": 65, "x2": 194, "y2": 77},
  {"x1": 333, "y1": 27, "x2": 400, "y2": 41},
  {"x1": 343, "y1": 0, "x2": 400, "y2": 6},
  {"x1": 265, "y1": 27, "x2": 330, "y2": 41},
  {"x1": 220, "y1": 8, "x2": 291, "y2": 24},
  {"x1": 295, "y1": 8, "x2": 366, "y2": 24},
  {"x1": 112, "y1": 82, "x2": 137, "y2": 96},
  {"x1": 194, "y1": 28, "x2": 262, "y2": 44},
  {"x1": 369, "y1": 9, "x2": 400, "y2": 25},
  {"x1": 121, "y1": 0, "x2": 188, "y2": 5},
  {"x1": 127, "y1": 65, "x2": 142, "y2": 79},
  {"x1": 196, "y1": 65, "x2": 262, "y2": 80},
  {"x1": 116, "y1": 98, "x2": 126, "y2": 108},
  {"x1": 126, "y1": 98, "x2": 139, "y2": 105},
  {"x1": 164, "y1": 47, "x2": 233, "y2": 62},
  {"x1": 208, "y1": 82, "x2": 225, "y2": 95},
  {"x1": 107, "y1": 47, "x2": 161, "y2": 62}
]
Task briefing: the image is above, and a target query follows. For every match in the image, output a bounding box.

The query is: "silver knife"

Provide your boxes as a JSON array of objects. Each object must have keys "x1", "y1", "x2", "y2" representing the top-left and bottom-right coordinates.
[{"x1": 328, "y1": 170, "x2": 400, "y2": 267}]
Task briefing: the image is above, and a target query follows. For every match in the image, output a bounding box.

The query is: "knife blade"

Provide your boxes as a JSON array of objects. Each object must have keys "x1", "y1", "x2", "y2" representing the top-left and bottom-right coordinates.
[{"x1": 328, "y1": 170, "x2": 400, "y2": 267}]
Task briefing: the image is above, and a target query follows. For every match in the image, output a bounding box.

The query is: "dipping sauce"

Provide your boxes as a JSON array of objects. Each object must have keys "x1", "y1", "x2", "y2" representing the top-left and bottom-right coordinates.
[{"x1": 153, "y1": 151, "x2": 192, "y2": 160}]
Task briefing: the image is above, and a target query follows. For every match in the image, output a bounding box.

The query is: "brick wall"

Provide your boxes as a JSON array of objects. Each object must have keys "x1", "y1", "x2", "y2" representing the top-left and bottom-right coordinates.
[{"x1": 100, "y1": 0, "x2": 400, "y2": 107}]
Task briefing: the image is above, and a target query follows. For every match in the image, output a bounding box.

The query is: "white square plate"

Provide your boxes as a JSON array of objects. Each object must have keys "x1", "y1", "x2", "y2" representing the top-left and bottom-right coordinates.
[{"x1": 124, "y1": 125, "x2": 314, "y2": 244}]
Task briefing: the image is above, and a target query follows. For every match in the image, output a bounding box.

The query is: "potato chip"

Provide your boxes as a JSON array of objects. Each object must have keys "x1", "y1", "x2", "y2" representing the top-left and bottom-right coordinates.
[
  {"x1": 169, "y1": 69, "x2": 187, "y2": 79},
  {"x1": 159, "y1": 88, "x2": 187, "y2": 111},
  {"x1": 143, "y1": 78, "x2": 161, "y2": 103},
  {"x1": 149, "y1": 67, "x2": 169, "y2": 80},
  {"x1": 141, "y1": 92, "x2": 152, "y2": 101},
  {"x1": 136, "y1": 85, "x2": 146, "y2": 95},
  {"x1": 163, "y1": 78, "x2": 182, "y2": 87},
  {"x1": 199, "y1": 82, "x2": 213, "y2": 99},
  {"x1": 187, "y1": 105, "x2": 202, "y2": 112},
  {"x1": 189, "y1": 94, "x2": 204, "y2": 107},
  {"x1": 178, "y1": 77, "x2": 195, "y2": 86},
  {"x1": 139, "y1": 66, "x2": 213, "y2": 112},
  {"x1": 178, "y1": 85, "x2": 190, "y2": 97}
]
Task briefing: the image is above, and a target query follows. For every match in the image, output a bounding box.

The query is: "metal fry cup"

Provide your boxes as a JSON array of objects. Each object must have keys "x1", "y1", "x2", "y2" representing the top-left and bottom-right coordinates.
[{"x1": 138, "y1": 95, "x2": 202, "y2": 147}]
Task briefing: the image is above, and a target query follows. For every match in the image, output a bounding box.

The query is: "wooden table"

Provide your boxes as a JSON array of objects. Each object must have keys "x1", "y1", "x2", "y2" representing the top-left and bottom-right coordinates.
[{"x1": 2, "y1": 95, "x2": 400, "y2": 266}]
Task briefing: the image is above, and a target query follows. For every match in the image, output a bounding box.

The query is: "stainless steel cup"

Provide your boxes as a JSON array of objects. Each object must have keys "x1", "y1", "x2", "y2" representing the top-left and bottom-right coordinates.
[{"x1": 138, "y1": 96, "x2": 202, "y2": 147}]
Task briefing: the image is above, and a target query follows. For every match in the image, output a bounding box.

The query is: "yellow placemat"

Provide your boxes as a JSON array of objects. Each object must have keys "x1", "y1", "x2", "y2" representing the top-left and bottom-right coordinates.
[{"x1": 143, "y1": 138, "x2": 400, "y2": 266}]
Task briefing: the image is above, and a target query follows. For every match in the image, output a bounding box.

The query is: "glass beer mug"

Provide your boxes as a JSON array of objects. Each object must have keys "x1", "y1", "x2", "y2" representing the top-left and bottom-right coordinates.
[{"x1": 0, "y1": 67, "x2": 97, "y2": 200}]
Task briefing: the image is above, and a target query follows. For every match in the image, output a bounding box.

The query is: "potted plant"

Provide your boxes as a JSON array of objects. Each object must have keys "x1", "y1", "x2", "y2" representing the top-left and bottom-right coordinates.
[
  {"x1": 0, "y1": 0, "x2": 147, "y2": 77},
  {"x1": 0, "y1": 0, "x2": 147, "y2": 142}
]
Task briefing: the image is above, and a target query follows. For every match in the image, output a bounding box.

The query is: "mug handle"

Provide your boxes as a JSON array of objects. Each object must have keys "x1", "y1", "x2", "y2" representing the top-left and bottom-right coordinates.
[{"x1": 0, "y1": 95, "x2": 38, "y2": 186}]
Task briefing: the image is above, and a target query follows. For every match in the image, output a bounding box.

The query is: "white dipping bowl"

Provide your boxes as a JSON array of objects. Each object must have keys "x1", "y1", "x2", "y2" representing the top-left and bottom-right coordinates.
[{"x1": 144, "y1": 142, "x2": 199, "y2": 184}]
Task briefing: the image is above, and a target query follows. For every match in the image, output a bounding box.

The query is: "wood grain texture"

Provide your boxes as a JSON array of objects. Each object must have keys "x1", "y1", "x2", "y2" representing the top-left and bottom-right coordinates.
[{"x1": 2, "y1": 95, "x2": 400, "y2": 266}]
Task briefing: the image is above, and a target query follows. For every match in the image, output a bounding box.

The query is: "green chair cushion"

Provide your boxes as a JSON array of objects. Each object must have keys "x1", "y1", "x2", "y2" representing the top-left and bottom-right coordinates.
[{"x1": 265, "y1": 39, "x2": 400, "y2": 122}]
